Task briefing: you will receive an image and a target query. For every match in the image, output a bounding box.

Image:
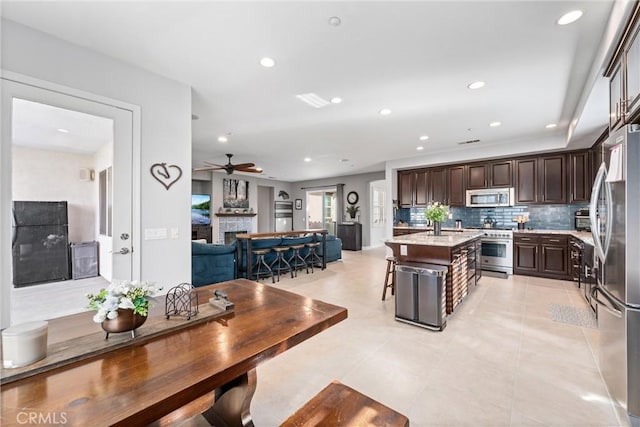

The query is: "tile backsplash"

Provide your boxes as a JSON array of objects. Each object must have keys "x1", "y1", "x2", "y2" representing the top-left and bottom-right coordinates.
[{"x1": 395, "y1": 203, "x2": 588, "y2": 230}]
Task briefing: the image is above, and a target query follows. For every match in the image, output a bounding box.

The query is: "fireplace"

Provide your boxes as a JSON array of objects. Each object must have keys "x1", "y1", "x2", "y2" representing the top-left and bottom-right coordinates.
[
  {"x1": 217, "y1": 216, "x2": 253, "y2": 243},
  {"x1": 224, "y1": 231, "x2": 246, "y2": 245}
]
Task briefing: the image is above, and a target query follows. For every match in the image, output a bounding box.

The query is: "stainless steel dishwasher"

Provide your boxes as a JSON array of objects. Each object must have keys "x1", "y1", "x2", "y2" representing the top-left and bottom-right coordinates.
[{"x1": 395, "y1": 262, "x2": 448, "y2": 331}]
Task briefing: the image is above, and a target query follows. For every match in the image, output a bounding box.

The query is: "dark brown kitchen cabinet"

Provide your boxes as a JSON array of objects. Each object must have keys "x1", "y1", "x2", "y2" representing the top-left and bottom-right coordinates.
[
  {"x1": 514, "y1": 154, "x2": 566, "y2": 205},
  {"x1": 466, "y1": 161, "x2": 512, "y2": 189},
  {"x1": 514, "y1": 158, "x2": 537, "y2": 204},
  {"x1": 569, "y1": 151, "x2": 591, "y2": 203},
  {"x1": 609, "y1": 61, "x2": 624, "y2": 130},
  {"x1": 398, "y1": 171, "x2": 415, "y2": 207},
  {"x1": 414, "y1": 170, "x2": 429, "y2": 206},
  {"x1": 540, "y1": 236, "x2": 569, "y2": 277},
  {"x1": 429, "y1": 168, "x2": 447, "y2": 204},
  {"x1": 397, "y1": 168, "x2": 445, "y2": 207},
  {"x1": 539, "y1": 155, "x2": 567, "y2": 204},
  {"x1": 606, "y1": 3, "x2": 640, "y2": 129},
  {"x1": 514, "y1": 235, "x2": 539, "y2": 274},
  {"x1": 514, "y1": 233, "x2": 569, "y2": 279},
  {"x1": 447, "y1": 166, "x2": 466, "y2": 206}
]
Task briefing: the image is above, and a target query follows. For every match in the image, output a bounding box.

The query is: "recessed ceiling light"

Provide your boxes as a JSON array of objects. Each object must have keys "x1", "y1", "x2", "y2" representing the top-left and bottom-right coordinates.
[
  {"x1": 419, "y1": 135, "x2": 429, "y2": 141},
  {"x1": 217, "y1": 136, "x2": 228, "y2": 143},
  {"x1": 260, "y1": 57, "x2": 275, "y2": 68},
  {"x1": 467, "y1": 81, "x2": 485, "y2": 90},
  {"x1": 56, "y1": 128, "x2": 69, "y2": 133},
  {"x1": 304, "y1": 157, "x2": 312, "y2": 162},
  {"x1": 416, "y1": 146, "x2": 424, "y2": 151},
  {"x1": 557, "y1": 10, "x2": 583, "y2": 25},
  {"x1": 330, "y1": 97, "x2": 343, "y2": 104},
  {"x1": 545, "y1": 123, "x2": 557, "y2": 129},
  {"x1": 379, "y1": 108, "x2": 391, "y2": 116},
  {"x1": 328, "y1": 16, "x2": 342, "y2": 26},
  {"x1": 489, "y1": 121, "x2": 501, "y2": 127}
]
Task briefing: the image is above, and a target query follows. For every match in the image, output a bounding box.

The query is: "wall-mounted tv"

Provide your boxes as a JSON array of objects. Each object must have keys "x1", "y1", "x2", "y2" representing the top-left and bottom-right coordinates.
[{"x1": 191, "y1": 194, "x2": 211, "y2": 225}]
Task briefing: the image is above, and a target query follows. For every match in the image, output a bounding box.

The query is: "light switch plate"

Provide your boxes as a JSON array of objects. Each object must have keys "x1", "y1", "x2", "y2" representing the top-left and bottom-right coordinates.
[
  {"x1": 144, "y1": 228, "x2": 167, "y2": 240},
  {"x1": 170, "y1": 228, "x2": 179, "y2": 239}
]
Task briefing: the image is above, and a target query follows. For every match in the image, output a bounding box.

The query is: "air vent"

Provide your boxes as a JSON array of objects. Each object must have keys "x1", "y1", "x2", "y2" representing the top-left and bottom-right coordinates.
[
  {"x1": 295, "y1": 93, "x2": 330, "y2": 109},
  {"x1": 457, "y1": 139, "x2": 480, "y2": 145}
]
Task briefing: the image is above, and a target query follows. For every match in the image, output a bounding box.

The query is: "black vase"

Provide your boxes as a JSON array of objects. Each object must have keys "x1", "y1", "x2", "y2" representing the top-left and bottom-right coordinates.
[{"x1": 433, "y1": 222, "x2": 442, "y2": 236}]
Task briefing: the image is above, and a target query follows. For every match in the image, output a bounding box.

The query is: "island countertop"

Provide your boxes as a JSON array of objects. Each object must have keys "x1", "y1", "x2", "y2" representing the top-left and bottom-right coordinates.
[{"x1": 385, "y1": 230, "x2": 483, "y2": 247}]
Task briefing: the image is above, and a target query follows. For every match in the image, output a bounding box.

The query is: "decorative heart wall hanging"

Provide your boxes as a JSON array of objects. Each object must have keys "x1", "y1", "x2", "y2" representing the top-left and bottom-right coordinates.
[{"x1": 150, "y1": 162, "x2": 183, "y2": 190}]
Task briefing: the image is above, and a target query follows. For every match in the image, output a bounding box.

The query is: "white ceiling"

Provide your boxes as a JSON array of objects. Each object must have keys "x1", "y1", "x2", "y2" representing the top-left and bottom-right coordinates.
[{"x1": 2, "y1": 1, "x2": 618, "y2": 181}]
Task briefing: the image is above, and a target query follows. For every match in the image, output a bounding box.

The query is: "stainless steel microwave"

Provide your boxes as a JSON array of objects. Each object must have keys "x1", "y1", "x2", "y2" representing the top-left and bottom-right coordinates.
[{"x1": 466, "y1": 188, "x2": 514, "y2": 208}]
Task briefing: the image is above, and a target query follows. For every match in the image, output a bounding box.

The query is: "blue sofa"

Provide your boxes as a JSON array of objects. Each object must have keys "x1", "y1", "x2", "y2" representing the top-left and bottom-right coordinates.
[
  {"x1": 192, "y1": 235, "x2": 342, "y2": 287},
  {"x1": 191, "y1": 241, "x2": 237, "y2": 287}
]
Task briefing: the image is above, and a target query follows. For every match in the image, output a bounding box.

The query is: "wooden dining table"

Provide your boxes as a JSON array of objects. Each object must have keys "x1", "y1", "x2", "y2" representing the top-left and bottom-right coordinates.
[{"x1": 0, "y1": 279, "x2": 348, "y2": 426}]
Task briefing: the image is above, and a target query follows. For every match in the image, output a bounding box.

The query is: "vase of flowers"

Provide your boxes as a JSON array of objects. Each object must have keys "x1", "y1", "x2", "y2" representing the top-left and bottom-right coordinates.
[
  {"x1": 86, "y1": 280, "x2": 160, "y2": 339},
  {"x1": 425, "y1": 202, "x2": 449, "y2": 236}
]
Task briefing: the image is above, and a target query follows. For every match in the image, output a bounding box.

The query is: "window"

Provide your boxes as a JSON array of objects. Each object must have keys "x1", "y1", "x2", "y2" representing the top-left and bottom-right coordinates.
[
  {"x1": 371, "y1": 186, "x2": 386, "y2": 227},
  {"x1": 99, "y1": 167, "x2": 112, "y2": 236}
]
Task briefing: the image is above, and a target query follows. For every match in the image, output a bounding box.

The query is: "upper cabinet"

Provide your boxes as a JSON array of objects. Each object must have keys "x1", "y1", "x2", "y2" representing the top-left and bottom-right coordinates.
[
  {"x1": 466, "y1": 161, "x2": 512, "y2": 189},
  {"x1": 607, "y1": 3, "x2": 640, "y2": 130},
  {"x1": 569, "y1": 151, "x2": 592, "y2": 203},
  {"x1": 514, "y1": 154, "x2": 567, "y2": 205},
  {"x1": 447, "y1": 166, "x2": 466, "y2": 206},
  {"x1": 397, "y1": 169, "x2": 446, "y2": 207}
]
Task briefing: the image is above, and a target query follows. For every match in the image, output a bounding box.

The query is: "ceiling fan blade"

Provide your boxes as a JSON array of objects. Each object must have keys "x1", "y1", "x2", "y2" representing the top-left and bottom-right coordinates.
[
  {"x1": 237, "y1": 167, "x2": 263, "y2": 173},
  {"x1": 203, "y1": 161, "x2": 226, "y2": 167},
  {"x1": 232, "y1": 162, "x2": 255, "y2": 169},
  {"x1": 193, "y1": 166, "x2": 224, "y2": 172}
]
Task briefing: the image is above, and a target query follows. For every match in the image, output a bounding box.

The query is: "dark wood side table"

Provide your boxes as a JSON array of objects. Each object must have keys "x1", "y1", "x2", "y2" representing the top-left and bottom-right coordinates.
[{"x1": 337, "y1": 223, "x2": 362, "y2": 251}]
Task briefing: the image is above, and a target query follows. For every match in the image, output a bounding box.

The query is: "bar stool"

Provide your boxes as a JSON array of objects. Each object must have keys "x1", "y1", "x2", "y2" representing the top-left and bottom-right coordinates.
[
  {"x1": 252, "y1": 248, "x2": 274, "y2": 283},
  {"x1": 304, "y1": 242, "x2": 322, "y2": 273},
  {"x1": 288, "y1": 244, "x2": 309, "y2": 277},
  {"x1": 270, "y1": 246, "x2": 293, "y2": 281},
  {"x1": 382, "y1": 256, "x2": 397, "y2": 300}
]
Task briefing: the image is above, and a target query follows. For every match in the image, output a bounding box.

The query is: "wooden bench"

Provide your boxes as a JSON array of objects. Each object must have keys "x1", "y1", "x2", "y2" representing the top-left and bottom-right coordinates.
[{"x1": 280, "y1": 381, "x2": 409, "y2": 427}]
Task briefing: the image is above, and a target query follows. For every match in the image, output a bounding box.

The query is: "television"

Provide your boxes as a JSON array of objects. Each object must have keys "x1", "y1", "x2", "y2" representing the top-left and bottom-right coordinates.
[{"x1": 191, "y1": 194, "x2": 211, "y2": 225}]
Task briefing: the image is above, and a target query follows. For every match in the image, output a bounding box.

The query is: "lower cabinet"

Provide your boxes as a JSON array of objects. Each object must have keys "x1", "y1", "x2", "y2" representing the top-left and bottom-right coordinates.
[
  {"x1": 513, "y1": 234, "x2": 569, "y2": 279},
  {"x1": 337, "y1": 223, "x2": 362, "y2": 251}
]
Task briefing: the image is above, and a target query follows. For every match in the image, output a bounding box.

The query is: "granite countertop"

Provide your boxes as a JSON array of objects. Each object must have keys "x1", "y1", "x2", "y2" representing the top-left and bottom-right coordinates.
[
  {"x1": 513, "y1": 229, "x2": 594, "y2": 246},
  {"x1": 386, "y1": 230, "x2": 483, "y2": 247}
]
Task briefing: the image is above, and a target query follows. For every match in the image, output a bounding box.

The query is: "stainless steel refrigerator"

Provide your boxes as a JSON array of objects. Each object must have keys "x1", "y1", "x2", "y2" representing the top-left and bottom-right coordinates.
[
  {"x1": 274, "y1": 201, "x2": 293, "y2": 232},
  {"x1": 590, "y1": 124, "x2": 640, "y2": 426},
  {"x1": 12, "y1": 201, "x2": 70, "y2": 286}
]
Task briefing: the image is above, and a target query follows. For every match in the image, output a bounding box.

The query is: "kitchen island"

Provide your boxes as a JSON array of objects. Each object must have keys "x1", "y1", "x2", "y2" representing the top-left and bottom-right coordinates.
[{"x1": 385, "y1": 230, "x2": 483, "y2": 315}]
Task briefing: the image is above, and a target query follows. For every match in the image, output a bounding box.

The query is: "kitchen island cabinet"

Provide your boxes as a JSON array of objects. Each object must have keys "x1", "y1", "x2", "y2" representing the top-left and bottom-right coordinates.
[{"x1": 385, "y1": 231, "x2": 482, "y2": 315}]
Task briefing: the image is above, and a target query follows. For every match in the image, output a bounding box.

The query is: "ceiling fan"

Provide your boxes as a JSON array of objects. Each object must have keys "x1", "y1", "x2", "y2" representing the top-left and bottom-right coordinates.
[{"x1": 193, "y1": 153, "x2": 263, "y2": 175}]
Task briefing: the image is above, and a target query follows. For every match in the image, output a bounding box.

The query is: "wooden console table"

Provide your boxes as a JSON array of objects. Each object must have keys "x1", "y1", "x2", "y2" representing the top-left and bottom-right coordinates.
[
  {"x1": 0, "y1": 279, "x2": 347, "y2": 426},
  {"x1": 236, "y1": 229, "x2": 327, "y2": 280}
]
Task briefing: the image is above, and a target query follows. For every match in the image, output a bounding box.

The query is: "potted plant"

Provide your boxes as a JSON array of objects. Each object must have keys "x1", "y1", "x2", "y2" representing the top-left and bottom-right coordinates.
[
  {"x1": 86, "y1": 280, "x2": 161, "y2": 338},
  {"x1": 424, "y1": 202, "x2": 449, "y2": 235},
  {"x1": 346, "y1": 204, "x2": 360, "y2": 221}
]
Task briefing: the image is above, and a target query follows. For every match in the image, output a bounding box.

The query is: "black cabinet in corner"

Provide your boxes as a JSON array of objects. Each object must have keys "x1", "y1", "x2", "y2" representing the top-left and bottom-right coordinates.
[{"x1": 337, "y1": 223, "x2": 362, "y2": 251}]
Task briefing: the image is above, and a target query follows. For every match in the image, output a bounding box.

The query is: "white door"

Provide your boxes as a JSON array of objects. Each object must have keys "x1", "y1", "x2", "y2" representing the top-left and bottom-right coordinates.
[{"x1": 1, "y1": 78, "x2": 134, "y2": 286}]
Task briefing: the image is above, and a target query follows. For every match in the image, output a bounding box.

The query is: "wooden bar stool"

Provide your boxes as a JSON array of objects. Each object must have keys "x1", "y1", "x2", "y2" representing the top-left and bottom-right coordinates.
[
  {"x1": 287, "y1": 244, "x2": 309, "y2": 277},
  {"x1": 382, "y1": 256, "x2": 397, "y2": 301},
  {"x1": 304, "y1": 242, "x2": 322, "y2": 273},
  {"x1": 252, "y1": 248, "x2": 274, "y2": 283},
  {"x1": 270, "y1": 246, "x2": 293, "y2": 281}
]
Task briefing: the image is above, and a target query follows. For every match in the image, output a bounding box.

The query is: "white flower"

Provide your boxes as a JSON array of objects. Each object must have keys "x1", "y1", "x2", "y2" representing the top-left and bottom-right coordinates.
[
  {"x1": 118, "y1": 297, "x2": 135, "y2": 310},
  {"x1": 106, "y1": 310, "x2": 119, "y2": 320}
]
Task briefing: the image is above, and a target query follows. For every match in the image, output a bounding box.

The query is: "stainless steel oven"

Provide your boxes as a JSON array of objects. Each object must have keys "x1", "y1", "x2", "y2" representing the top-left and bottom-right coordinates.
[{"x1": 480, "y1": 230, "x2": 513, "y2": 275}]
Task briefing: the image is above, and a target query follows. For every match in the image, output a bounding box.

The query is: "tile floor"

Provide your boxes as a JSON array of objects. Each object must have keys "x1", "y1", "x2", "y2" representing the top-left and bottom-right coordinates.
[{"x1": 8, "y1": 246, "x2": 625, "y2": 426}]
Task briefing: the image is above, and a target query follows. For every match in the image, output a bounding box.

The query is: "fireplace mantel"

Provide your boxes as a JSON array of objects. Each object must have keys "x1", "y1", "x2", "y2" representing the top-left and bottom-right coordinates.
[{"x1": 215, "y1": 213, "x2": 257, "y2": 217}]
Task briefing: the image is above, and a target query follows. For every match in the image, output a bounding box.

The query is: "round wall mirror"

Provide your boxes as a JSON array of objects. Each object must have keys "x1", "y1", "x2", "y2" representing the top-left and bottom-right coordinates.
[{"x1": 347, "y1": 191, "x2": 359, "y2": 204}]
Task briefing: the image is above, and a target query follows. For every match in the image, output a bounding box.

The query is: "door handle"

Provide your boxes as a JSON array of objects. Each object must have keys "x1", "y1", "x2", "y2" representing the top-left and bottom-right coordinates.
[
  {"x1": 591, "y1": 286, "x2": 622, "y2": 318},
  {"x1": 110, "y1": 247, "x2": 131, "y2": 255}
]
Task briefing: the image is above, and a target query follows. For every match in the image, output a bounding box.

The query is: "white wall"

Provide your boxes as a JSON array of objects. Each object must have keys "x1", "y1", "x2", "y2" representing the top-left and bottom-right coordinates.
[
  {"x1": 2, "y1": 20, "x2": 192, "y2": 303},
  {"x1": 12, "y1": 146, "x2": 97, "y2": 243}
]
